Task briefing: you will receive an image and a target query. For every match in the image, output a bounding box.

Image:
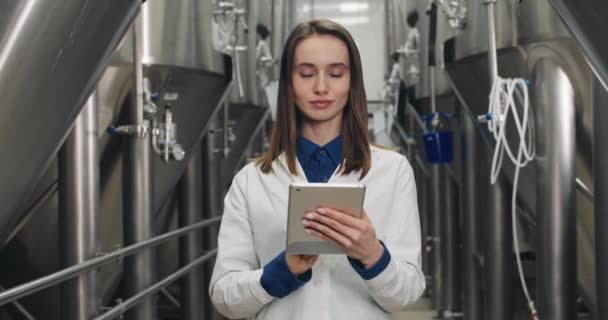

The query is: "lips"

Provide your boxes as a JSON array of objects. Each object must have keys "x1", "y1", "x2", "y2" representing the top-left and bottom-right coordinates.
[{"x1": 310, "y1": 99, "x2": 333, "y2": 109}]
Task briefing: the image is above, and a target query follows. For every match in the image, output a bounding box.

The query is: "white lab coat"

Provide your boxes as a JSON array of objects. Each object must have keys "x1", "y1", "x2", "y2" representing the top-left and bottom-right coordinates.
[
  {"x1": 403, "y1": 27, "x2": 420, "y2": 86},
  {"x1": 388, "y1": 62, "x2": 402, "y2": 94},
  {"x1": 209, "y1": 145, "x2": 425, "y2": 320},
  {"x1": 256, "y1": 39, "x2": 273, "y2": 87}
]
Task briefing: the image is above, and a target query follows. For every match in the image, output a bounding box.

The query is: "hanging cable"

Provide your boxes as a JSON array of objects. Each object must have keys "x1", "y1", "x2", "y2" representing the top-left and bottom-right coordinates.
[{"x1": 485, "y1": 76, "x2": 538, "y2": 320}]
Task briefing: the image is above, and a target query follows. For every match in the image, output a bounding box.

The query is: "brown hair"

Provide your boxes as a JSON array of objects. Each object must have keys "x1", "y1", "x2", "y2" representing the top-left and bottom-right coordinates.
[{"x1": 255, "y1": 19, "x2": 371, "y2": 179}]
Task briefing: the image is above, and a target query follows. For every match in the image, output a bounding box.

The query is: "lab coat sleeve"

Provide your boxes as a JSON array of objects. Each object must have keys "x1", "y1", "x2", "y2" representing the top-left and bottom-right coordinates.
[
  {"x1": 364, "y1": 156, "x2": 426, "y2": 312},
  {"x1": 388, "y1": 63, "x2": 401, "y2": 84},
  {"x1": 262, "y1": 40, "x2": 273, "y2": 60},
  {"x1": 209, "y1": 169, "x2": 275, "y2": 319}
]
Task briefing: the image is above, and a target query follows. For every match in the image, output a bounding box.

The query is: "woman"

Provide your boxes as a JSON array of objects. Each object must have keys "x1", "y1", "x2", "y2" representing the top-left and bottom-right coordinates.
[{"x1": 210, "y1": 19, "x2": 425, "y2": 319}]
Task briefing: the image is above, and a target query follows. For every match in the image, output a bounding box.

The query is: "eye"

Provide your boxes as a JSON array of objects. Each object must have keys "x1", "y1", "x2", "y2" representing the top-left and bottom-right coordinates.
[
  {"x1": 329, "y1": 73, "x2": 344, "y2": 78},
  {"x1": 299, "y1": 73, "x2": 314, "y2": 78}
]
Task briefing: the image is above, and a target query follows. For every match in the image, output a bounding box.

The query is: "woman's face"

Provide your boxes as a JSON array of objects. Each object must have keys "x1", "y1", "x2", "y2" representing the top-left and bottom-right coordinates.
[{"x1": 292, "y1": 34, "x2": 351, "y2": 124}]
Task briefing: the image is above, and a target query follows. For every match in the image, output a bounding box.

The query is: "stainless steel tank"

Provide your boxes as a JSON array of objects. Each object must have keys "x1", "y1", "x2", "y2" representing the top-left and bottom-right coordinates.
[
  {"x1": 115, "y1": 0, "x2": 224, "y2": 72},
  {"x1": 0, "y1": 0, "x2": 140, "y2": 248},
  {"x1": 443, "y1": 0, "x2": 596, "y2": 315},
  {"x1": 549, "y1": 0, "x2": 608, "y2": 88}
]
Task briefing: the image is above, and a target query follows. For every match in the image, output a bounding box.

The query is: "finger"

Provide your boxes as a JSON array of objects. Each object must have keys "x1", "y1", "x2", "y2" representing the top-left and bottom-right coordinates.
[
  {"x1": 304, "y1": 212, "x2": 359, "y2": 241},
  {"x1": 340, "y1": 206, "x2": 366, "y2": 218},
  {"x1": 316, "y1": 207, "x2": 365, "y2": 229},
  {"x1": 305, "y1": 255, "x2": 319, "y2": 264},
  {"x1": 305, "y1": 227, "x2": 335, "y2": 243},
  {"x1": 318, "y1": 204, "x2": 361, "y2": 218},
  {"x1": 304, "y1": 228, "x2": 341, "y2": 247},
  {"x1": 301, "y1": 254, "x2": 318, "y2": 260},
  {"x1": 305, "y1": 220, "x2": 354, "y2": 249}
]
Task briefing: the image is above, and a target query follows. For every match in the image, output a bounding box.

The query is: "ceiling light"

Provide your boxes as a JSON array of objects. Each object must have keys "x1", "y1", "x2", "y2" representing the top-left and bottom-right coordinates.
[{"x1": 339, "y1": 3, "x2": 369, "y2": 13}]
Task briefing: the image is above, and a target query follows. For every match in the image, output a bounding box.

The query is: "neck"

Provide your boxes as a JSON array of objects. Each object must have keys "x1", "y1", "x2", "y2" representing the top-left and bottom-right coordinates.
[{"x1": 300, "y1": 114, "x2": 342, "y2": 146}]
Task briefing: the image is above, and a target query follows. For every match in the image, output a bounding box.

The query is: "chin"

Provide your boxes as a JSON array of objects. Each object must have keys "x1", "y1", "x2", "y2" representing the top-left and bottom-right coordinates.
[{"x1": 301, "y1": 108, "x2": 343, "y2": 122}]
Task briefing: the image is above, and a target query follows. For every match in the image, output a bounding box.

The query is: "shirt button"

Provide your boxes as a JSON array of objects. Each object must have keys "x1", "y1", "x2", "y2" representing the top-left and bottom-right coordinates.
[
  {"x1": 323, "y1": 177, "x2": 329, "y2": 182},
  {"x1": 319, "y1": 150, "x2": 326, "y2": 156}
]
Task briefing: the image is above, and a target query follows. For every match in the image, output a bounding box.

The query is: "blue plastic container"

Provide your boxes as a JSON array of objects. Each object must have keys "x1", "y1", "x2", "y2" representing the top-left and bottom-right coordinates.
[{"x1": 423, "y1": 112, "x2": 454, "y2": 164}]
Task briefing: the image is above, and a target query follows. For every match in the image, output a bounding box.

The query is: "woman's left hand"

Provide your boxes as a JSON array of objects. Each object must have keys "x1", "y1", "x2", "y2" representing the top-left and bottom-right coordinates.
[{"x1": 302, "y1": 207, "x2": 384, "y2": 268}]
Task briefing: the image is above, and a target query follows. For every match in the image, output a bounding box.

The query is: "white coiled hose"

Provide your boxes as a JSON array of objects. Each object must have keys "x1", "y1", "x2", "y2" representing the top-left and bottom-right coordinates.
[{"x1": 487, "y1": 76, "x2": 539, "y2": 320}]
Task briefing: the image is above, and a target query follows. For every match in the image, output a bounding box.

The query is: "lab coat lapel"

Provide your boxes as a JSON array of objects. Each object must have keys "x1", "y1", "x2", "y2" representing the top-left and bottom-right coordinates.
[{"x1": 277, "y1": 152, "x2": 308, "y2": 183}]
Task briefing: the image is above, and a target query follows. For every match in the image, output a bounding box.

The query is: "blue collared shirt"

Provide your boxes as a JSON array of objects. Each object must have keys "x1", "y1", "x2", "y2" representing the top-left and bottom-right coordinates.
[{"x1": 296, "y1": 135, "x2": 343, "y2": 183}]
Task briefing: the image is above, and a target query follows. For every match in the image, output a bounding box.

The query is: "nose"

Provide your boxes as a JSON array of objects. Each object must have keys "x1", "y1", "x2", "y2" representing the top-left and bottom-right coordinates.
[{"x1": 313, "y1": 74, "x2": 328, "y2": 95}]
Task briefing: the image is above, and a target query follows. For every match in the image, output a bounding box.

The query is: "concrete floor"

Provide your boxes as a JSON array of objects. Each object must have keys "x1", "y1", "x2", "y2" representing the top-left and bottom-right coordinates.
[{"x1": 394, "y1": 298, "x2": 436, "y2": 320}]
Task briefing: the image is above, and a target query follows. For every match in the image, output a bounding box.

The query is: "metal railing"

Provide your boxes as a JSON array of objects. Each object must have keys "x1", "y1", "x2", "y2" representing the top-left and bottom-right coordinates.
[
  {"x1": 392, "y1": 115, "x2": 430, "y2": 177},
  {"x1": 0, "y1": 216, "x2": 222, "y2": 310},
  {"x1": 576, "y1": 178, "x2": 594, "y2": 201},
  {"x1": 94, "y1": 249, "x2": 218, "y2": 320},
  {"x1": 0, "y1": 285, "x2": 35, "y2": 320}
]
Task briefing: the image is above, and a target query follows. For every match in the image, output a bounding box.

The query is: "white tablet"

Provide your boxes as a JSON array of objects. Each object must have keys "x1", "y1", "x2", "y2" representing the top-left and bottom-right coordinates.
[{"x1": 286, "y1": 182, "x2": 366, "y2": 254}]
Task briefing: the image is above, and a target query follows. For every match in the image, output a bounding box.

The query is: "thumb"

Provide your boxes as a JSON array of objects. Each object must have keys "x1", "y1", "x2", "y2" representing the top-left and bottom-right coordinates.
[
  {"x1": 305, "y1": 255, "x2": 319, "y2": 263},
  {"x1": 361, "y1": 210, "x2": 371, "y2": 222}
]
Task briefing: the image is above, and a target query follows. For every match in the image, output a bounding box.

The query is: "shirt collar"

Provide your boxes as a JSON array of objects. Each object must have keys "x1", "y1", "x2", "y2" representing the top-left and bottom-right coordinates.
[
  {"x1": 324, "y1": 135, "x2": 343, "y2": 164},
  {"x1": 296, "y1": 135, "x2": 343, "y2": 165}
]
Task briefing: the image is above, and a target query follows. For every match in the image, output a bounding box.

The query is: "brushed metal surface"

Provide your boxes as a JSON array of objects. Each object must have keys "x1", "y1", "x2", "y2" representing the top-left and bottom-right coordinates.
[
  {"x1": 460, "y1": 112, "x2": 481, "y2": 320},
  {"x1": 549, "y1": 0, "x2": 608, "y2": 88},
  {"x1": 122, "y1": 15, "x2": 156, "y2": 319},
  {"x1": 146, "y1": 65, "x2": 230, "y2": 215},
  {"x1": 453, "y1": 0, "x2": 568, "y2": 61},
  {"x1": 533, "y1": 58, "x2": 577, "y2": 320},
  {"x1": 446, "y1": 40, "x2": 596, "y2": 309},
  {"x1": 0, "y1": 0, "x2": 140, "y2": 247},
  {"x1": 484, "y1": 177, "x2": 513, "y2": 320},
  {"x1": 220, "y1": 103, "x2": 270, "y2": 184},
  {"x1": 58, "y1": 94, "x2": 100, "y2": 320},
  {"x1": 115, "y1": 0, "x2": 224, "y2": 74},
  {"x1": 2, "y1": 65, "x2": 230, "y2": 315},
  {"x1": 440, "y1": 174, "x2": 460, "y2": 313},
  {"x1": 430, "y1": 164, "x2": 442, "y2": 309},
  {"x1": 593, "y1": 75, "x2": 608, "y2": 320},
  {"x1": 178, "y1": 147, "x2": 206, "y2": 320}
]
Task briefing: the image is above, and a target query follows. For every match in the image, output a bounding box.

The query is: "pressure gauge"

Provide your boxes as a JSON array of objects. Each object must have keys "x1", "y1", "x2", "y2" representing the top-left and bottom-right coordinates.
[{"x1": 172, "y1": 144, "x2": 186, "y2": 161}]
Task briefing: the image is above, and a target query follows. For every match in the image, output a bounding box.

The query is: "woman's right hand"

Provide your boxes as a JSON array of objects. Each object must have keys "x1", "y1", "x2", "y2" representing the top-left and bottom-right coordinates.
[{"x1": 285, "y1": 254, "x2": 318, "y2": 276}]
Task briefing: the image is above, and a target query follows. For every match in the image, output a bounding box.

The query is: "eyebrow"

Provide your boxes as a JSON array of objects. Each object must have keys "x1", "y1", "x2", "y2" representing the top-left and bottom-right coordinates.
[{"x1": 296, "y1": 62, "x2": 349, "y2": 69}]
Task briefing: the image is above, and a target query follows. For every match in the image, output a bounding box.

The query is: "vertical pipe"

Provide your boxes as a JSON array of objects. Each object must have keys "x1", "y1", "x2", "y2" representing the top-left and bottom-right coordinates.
[
  {"x1": 59, "y1": 92, "x2": 100, "y2": 320},
  {"x1": 485, "y1": 0, "x2": 499, "y2": 82},
  {"x1": 123, "y1": 12, "x2": 156, "y2": 320},
  {"x1": 418, "y1": 165, "x2": 431, "y2": 281},
  {"x1": 133, "y1": 13, "x2": 144, "y2": 126},
  {"x1": 283, "y1": 0, "x2": 294, "y2": 42},
  {"x1": 385, "y1": 0, "x2": 395, "y2": 72},
  {"x1": 441, "y1": 172, "x2": 460, "y2": 314},
  {"x1": 484, "y1": 176, "x2": 512, "y2": 320},
  {"x1": 594, "y1": 78, "x2": 608, "y2": 320},
  {"x1": 202, "y1": 125, "x2": 223, "y2": 320},
  {"x1": 427, "y1": 2, "x2": 441, "y2": 311},
  {"x1": 534, "y1": 59, "x2": 576, "y2": 320},
  {"x1": 430, "y1": 165, "x2": 442, "y2": 310},
  {"x1": 484, "y1": 1, "x2": 512, "y2": 318},
  {"x1": 178, "y1": 145, "x2": 205, "y2": 320},
  {"x1": 430, "y1": 69, "x2": 436, "y2": 114},
  {"x1": 461, "y1": 112, "x2": 481, "y2": 320},
  {"x1": 247, "y1": 0, "x2": 259, "y2": 104},
  {"x1": 271, "y1": 0, "x2": 285, "y2": 80}
]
